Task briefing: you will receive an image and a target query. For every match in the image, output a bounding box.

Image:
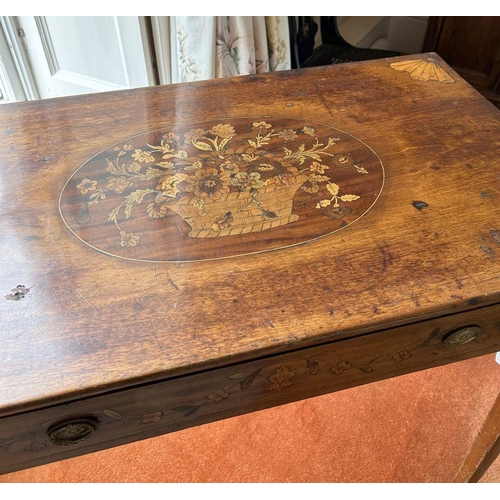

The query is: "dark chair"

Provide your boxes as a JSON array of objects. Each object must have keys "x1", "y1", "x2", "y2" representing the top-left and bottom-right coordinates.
[{"x1": 289, "y1": 16, "x2": 402, "y2": 69}]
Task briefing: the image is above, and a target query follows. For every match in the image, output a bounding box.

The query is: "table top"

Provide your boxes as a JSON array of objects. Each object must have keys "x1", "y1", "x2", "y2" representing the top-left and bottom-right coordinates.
[{"x1": 1, "y1": 53, "x2": 499, "y2": 417}]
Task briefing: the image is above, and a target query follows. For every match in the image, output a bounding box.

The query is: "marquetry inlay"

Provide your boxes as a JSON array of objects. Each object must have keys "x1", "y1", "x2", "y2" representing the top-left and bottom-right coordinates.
[{"x1": 59, "y1": 117, "x2": 384, "y2": 261}]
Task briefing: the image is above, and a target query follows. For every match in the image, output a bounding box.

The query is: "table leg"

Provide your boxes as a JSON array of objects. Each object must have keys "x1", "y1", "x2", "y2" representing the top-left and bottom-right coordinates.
[{"x1": 454, "y1": 390, "x2": 500, "y2": 482}]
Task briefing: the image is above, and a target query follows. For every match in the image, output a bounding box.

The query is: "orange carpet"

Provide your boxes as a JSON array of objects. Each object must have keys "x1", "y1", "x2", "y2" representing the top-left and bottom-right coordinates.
[{"x1": 2, "y1": 353, "x2": 500, "y2": 483}]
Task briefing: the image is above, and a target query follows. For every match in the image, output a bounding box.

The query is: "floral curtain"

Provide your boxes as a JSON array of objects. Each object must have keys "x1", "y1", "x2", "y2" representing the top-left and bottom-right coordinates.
[{"x1": 166, "y1": 16, "x2": 291, "y2": 84}]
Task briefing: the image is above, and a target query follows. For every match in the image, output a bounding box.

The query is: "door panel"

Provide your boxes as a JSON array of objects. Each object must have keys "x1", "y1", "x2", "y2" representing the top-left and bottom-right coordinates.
[{"x1": 17, "y1": 16, "x2": 156, "y2": 99}]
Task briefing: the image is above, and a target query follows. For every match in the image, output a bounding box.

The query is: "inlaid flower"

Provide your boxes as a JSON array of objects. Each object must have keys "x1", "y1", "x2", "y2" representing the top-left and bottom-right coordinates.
[
  {"x1": 128, "y1": 162, "x2": 142, "y2": 173},
  {"x1": 266, "y1": 366, "x2": 297, "y2": 392},
  {"x1": 120, "y1": 230, "x2": 140, "y2": 247},
  {"x1": 68, "y1": 119, "x2": 370, "y2": 247},
  {"x1": 230, "y1": 172, "x2": 265, "y2": 192},
  {"x1": 334, "y1": 154, "x2": 353, "y2": 166},
  {"x1": 184, "y1": 128, "x2": 207, "y2": 143},
  {"x1": 106, "y1": 176, "x2": 131, "y2": 194},
  {"x1": 331, "y1": 361, "x2": 352, "y2": 375},
  {"x1": 278, "y1": 129, "x2": 298, "y2": 141},
  {"x1": 142, "y1": 412, "x2": 162, "y2": 423},
  {"x1": 256, "y1": 164, "x2": 275, "y2": 171},
  {"x1": 392, "y1": 351, "x2": 411, "y2": 362},
  {"x1": 210, "y1": 124, "x2": 235, "y2": 139},
  {"x1": 252, "y1": 121, "x2": 272, "y2": 130},
  {"x1": 163, "y1": 132, "x2": 180, "y2": 143},
  {"x1": 246, "y1": 156, "x2": 295, "y2": 180},
  {"x1": 309, "y1": 161, "x2": 328, "y2": 174},
  {"x1": 184, "y1": 168, "x2": 231, "y2": 201},
  {"x1": 76, "y1": 178, "x2": 97, "y2": 194},
  {"x1": 302, "y1": 126, "x2": 316, "y2": 137},
  {"x1": 317, "y1": 200, "x2": 331, "y2": 208},
  {"x1": 132, "y1": 149, "x2": 155, "y2": 163},
  {"x1": 320, "y1": 205, "x2": 353, "y2": 219},
  {"x1": 220, "y1": 160, "x2": 240, "y2": 174},
  {"x1": 207, "y1": 389, "x2": 230, "y2": 403},
  {"x1": 113, "y1": 144, "x2": 133, "y2": 155},
  {"x1": 24, "y1": 443, "x2": 47, "y2": 453},
  {"x1": 146, "y1": 202, "x2": 169, "y2": 219}
]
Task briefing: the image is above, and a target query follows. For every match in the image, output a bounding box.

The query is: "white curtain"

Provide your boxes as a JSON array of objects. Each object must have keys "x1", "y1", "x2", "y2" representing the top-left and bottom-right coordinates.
[{"x1": 153, "y1": 16, "x2": 291, "y2": 84}]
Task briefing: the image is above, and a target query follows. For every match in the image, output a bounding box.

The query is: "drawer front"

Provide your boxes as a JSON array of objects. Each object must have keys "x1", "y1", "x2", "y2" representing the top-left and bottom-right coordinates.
[{"x1": 2, "y1": 304, "x2": 500, "y2": 474}]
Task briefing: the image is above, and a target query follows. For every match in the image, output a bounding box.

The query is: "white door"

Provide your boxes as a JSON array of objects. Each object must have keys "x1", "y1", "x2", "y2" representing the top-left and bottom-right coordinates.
[{"x1": 13, "y1": 16, "x2": 156, "y2": 99}]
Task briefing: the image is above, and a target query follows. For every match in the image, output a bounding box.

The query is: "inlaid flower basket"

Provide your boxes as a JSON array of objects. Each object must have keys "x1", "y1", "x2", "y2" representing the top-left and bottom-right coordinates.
[
  {"x1": 166, "y1": 175, "x2": 309, "y2": 238},
  {"x1": 68, "y1": 118, "x2": 373, "y2": 252}
]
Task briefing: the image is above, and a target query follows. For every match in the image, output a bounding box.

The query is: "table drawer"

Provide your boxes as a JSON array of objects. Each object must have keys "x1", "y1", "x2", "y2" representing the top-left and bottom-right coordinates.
[{"x1": 2, "y1": 303, "x2": 500, "y2": 474}]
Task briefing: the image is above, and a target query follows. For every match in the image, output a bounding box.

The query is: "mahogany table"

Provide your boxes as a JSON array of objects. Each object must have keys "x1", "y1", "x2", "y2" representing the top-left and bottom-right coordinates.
[{"x1": 1, "y1": 53, "x2": 499, "y2": 476}]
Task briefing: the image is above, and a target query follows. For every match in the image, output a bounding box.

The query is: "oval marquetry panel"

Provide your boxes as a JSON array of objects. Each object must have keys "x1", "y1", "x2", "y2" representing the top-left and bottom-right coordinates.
[{"x1": 59, "y1": 117, "x2": 384, "y2": 261}]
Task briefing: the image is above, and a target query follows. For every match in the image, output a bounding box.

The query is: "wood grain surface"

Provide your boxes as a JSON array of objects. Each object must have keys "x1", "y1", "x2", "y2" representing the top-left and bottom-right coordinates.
[
  {"x1": 1, "y1": 53, "x2": 499, "y2": 419},
  {"x1": 2, "y1": 303, "x2": 500, "y2": 474}
]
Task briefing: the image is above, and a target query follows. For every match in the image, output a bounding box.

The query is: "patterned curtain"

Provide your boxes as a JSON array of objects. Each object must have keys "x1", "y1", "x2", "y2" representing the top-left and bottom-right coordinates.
[{"x1": 167, "y1": 16, "x2": 291, "y2": 84}]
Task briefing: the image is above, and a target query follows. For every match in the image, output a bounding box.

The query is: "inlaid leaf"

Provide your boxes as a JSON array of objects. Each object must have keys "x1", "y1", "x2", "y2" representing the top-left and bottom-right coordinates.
[
  {"x1": 354, "y1": 165, "x2": 369, "y2": 174},
  {"x1": 227, "y1": 372, "x2": 252, "y2": 380},
  {"x1": 89, "y1": 189, "x2": 106, "y2": 201},
  {"x1": 193, "y1": 141, "x2": 213, "y2": 151},
  {"x1": 308, "y1": 174, "x2": 329, "y2": 183},
  {"x1": 326, "y1": 183, "x2": 339, "y2": 196},
  {"x1": 242, "y1": 153, "x2": 258, "y2": 162},
  {"x1": 303, "y1": 184, "x2": 320, "y2": 194},
  {"x1": 108, "y1": 206, "x2": 120, "y2": 223},
  {"x1": 240, "y1": 368, "x2": 262, "y2": 389},
  {"x1": 316, "y1": 199, "x2": 331, "y2": 208},
  {"x1": 307, "y1": 360, "x2": 320, "y2": 375},
  {"x1": 219, "y1": 137, "x2": 233, "y2": 149},
  {"x1": 156, "y1": 161, "x2": 174, "y2": 168},
  {"x1": 138, "y1": 167, "x2": 165, "y2": 180},
  {"x1": 106, "y1": 158, "x2": 121, "y2": 174},
  {"x1": 327, "y1": 137, "x2": 340, "y2": 147},
  {"x1": 423, "y1": 327, "x2": 441, "y2": 346},
  {"x1": 24, "y1": 443, "x2": 47, "y2": 453},
  {"x1": 340, "y1": 194, "x2": 360, "y2": 202},
  {"x1": 125, "y1": 189, "x2": 155, "y2": 205},
  {"x1": 184, "y1": 161, "x2": 202, "y2": 171},
  {"x1": 104, "y1": 409, "x2": 122, "y2": 419},
  {"x1": 172, "y1": 405, "x2": 201, "y2": 417}
]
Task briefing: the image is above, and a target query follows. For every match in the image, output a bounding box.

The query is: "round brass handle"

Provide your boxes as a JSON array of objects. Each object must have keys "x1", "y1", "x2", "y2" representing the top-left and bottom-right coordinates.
[
  {"x1": 443, "y1": 326, "x2": 481, "y2": 347},
  {"x1": 48, "y1": 418, "x2": 97, "y2": 446}
]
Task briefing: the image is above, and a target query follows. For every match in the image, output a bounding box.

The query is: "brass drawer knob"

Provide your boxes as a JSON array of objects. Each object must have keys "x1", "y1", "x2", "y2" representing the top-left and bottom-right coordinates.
[
  {"x1": 48, "y1": 418, "x2": 97, "y2": 446},
  {"x1": 443, "y1": 326, "x2": 481, "y2": 347}
]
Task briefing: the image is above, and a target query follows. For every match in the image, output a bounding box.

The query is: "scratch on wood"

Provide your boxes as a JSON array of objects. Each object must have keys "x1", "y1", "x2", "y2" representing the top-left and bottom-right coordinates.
[
  {"x1": 76, "y1": 290, "x2": 97, "y2": 312},
  {"x1": 481, "y1": 245, "x2": 496, "y2": 258},
  {"x1": 314, "y1": 84, "x2": 334, "y2": 117},
  {"x1": 491, "y1": 229, "x2": 500, "y2": 246},
  {"x1": 150, "y1": 330, "x2": 164, "y2": 352},
  {"x1": 377, "y1": 242, "x2": 393, "y2": 272},
  {"x1": 168, "y1": 278, "x2": 179, "y2": 290},
  {"x1": 411, "y1": 286, "x2": 420, "y2": 307}
]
